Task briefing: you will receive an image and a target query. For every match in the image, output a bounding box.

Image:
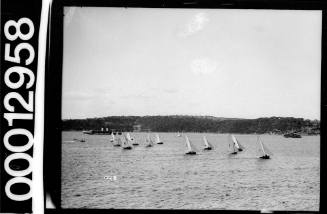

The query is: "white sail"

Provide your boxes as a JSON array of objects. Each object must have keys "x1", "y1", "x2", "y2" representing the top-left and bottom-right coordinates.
[
  {"x1": 185, "y1": 135, "x2": 194, "y2": 152},
  {"x1": 258, "y1": 137, "x2": 265, "y2": 155},
  {"x1": 146, "y1": 134, "x2": 153, "y2": 146},
  {"x1": 122, "y1": 134, "x2": 130, "y2": 148},
  {"x1": 231, "y1": 135, "x2": 240, "y2": 149},
  {"x1": 126, "y1": 133, "x2": 132, "y2": 141},
  {"x1": 203, "y1": 136, "x2": 209, "y2": 147},
  {"x1": 203, "y1": 136, "x2": 213, "y2": 148},
  {"x1": 111, "y1": 132, "x2": 115, "y2": 142},
  {"x1": 257, "y1": 136, "x2": 273, "y2": 156},
  {"x1": 229, "y1": 135, "x2": 238, "y2": 153},
  {"x1": 156, "y1": 134, "x2": 161, "y2": 143}
]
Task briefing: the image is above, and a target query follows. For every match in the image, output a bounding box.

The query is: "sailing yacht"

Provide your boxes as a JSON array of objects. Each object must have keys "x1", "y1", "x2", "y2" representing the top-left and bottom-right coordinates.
[
  {"x1": 203, "y1": 136, "x2": 213, "y2": 150},
  {"x1": 110, "y1": 132, "x2": 115, "y2": 143},
  {"x1": 185, "y1": 135, "x2": 196, "y2": 155},
  {"x1": 145, "y1": 134, "x2": 154, "y2": 147},
  {"x1": 127, "y1": 133, "x2": 139, "y2": 145},
  {"x1": 257, "y1": 136, "x2": 272, "y2": 159},
  {"x1": 155, "y1": 133, "x2": 163, "y2": 144},
  {"x1": 113, "y1": 137, "x2": 122, "y2": 147},
  {"x1": 122, "y1": 134, "x2": 132, "y2": 150},
  {"x1": 228, "y1": 135, "x2": 238, "y2": 155},
  {"x1": 231, "y1": 135, "x2": 245, "y2": 151}
]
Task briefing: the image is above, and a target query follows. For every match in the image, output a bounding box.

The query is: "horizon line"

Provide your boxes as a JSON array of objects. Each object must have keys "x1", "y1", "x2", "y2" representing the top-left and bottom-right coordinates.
[{"x1": 62, "y1": 114, "x2": 320, "y2": 121}]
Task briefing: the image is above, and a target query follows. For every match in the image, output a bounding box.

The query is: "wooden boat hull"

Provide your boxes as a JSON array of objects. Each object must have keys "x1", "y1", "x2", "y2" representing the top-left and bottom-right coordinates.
[
  {"x1": 230, "y1": 152, "x2": 237, "y2": 155},
  {"x1": 260, "y1": 155, "x2": 270, "y2": 159},
  {"x1": 157, "y1": 142, "x2": 163, "y2": 144},
  {"x1": 113, "y1": 144, "x2": 121, "y2": 147},
  {"x1": 204, "y1": 147, "x2": 212, "y2": 150},
  {"x1": 132, "y1": 143, "x2": 139, "y2": 146},
  {"x1": 123, "y1": 146, "x2": 132, "y2": 150},
  {"x1": 185, "y1": 151, "x2": 196, "y2": 155}
]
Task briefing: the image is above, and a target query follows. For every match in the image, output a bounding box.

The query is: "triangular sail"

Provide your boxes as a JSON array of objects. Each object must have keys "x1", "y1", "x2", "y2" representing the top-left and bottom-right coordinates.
[
  {"x1": 229, "y1": 135, "x2": 238, "y2": 153},
  {"x1": 111, "y1": 132, "x2": 115, "y2": 141},
  {"x1": 126, "y1": 133, "x2": 132, "y2": 141},
  {"x1": 257, "y1": 136, "x2": 272, "y2": 156},
  {"x1": 203, "y1": 136, "x2": 213, "y2": 148},
  {"x1": 203, "y1": 136, "x2": 209, "y2": 147},
  {"x1": 258, "y1": 136, "x2": 273, "y2": 155},
  {"x1": 146, "y1": 134, "x2": 153, "y2": 146},
  {"x1": 127, "y1": 133, "x2": 136, "y2": 143},
  {"x1": 185, "y1": 135, "x2": 193, "y2": 152},
  {"x1": 231, "y1": 135, "x2": 240, "y2": 149},
  {"x1": 258, "y1": 137, "x2": 265, "y2": 156},
  {"x1": 156, "y1": 134, "x2": 161, "y2": 143},
  {"x1": 122, "y1": 134, "x2": 130, "y2": 147}
]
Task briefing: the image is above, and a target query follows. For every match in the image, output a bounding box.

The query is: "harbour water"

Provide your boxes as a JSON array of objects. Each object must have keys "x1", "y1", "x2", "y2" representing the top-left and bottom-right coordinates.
[{"x1": 62, "y1": 131, "x2": 319, "y2": 210}]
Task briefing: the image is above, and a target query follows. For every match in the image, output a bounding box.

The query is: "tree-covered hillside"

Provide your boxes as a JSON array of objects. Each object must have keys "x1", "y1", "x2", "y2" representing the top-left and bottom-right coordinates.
[{"x1": 62, "y1": 116, "x2": 320, "y2": 135}]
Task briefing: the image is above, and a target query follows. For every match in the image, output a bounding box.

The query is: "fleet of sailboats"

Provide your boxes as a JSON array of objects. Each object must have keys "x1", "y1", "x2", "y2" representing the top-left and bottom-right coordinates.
[{"x1": 105, "y1": 132, "x2": 273, "y2": 159}]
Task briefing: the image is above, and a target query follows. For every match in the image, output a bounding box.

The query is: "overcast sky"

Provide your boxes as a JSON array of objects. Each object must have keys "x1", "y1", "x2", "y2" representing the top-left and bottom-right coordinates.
[{"x1": 62, "y1": 7, "x2": 321, "y2": 120}]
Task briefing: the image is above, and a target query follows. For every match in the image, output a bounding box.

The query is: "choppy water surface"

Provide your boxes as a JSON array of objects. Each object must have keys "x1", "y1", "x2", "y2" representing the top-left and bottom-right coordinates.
[{"x1": 62, "y1": 132, "x2": 319, "y2": 210}]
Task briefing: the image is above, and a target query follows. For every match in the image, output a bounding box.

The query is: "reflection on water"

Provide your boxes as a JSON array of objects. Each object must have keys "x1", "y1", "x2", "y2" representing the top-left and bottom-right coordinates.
[{"x1": 62, "y1": 131, "x2": 319, "y2": 210}]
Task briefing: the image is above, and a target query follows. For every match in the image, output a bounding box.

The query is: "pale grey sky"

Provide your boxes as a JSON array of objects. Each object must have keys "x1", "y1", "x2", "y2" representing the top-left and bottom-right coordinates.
[{"x1": 62, "y1": 7, "x2": 321, "y2": 120}]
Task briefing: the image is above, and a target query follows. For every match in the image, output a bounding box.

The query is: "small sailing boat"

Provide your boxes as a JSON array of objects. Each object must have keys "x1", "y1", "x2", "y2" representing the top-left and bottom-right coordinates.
[
  {"x1": 228, "y1": 135, "x2": 238, "y2": 155},
  {"x1": 177, "y1": 132, "x2": 182, "y2": 137},
  {"x1": 155, "y1": 133, "x2": 163, "y2": 144},
  {"x1": 122, "y1": 134, "x2": 132, "y2": 150},
  {"x1": 127, "y1": 133, "x2": 139, "y2": 145},
  {"x1": 113, "y1": 136, "x2": 121, "y2": 147},
  {"x1": 257, "y1": 136, "x2": 272, "y2": 159},
  {"x1": 145, "y1": 134, "x2": 154, "y2": 147},
  {"x1": 203, "y1": 136, "x2": 213, "y2": 150},
  {"x1": 185, "y1": 135, "x2": 196, "y2": 155},
  {"x1": 110, "y1": 132, "x2": 115, "y2": 143},
  {"x1": 231, "y1": 135, "x2": 245, "y2": 152}
]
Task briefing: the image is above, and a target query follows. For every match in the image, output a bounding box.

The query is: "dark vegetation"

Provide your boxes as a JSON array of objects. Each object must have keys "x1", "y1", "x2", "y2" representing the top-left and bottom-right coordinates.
[{"x1": 62, "y1": 116, "x2": 320, "y2": 135}]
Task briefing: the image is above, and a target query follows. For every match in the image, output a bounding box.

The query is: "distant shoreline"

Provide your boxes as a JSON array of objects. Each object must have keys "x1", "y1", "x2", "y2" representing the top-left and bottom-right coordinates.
[
  {"x1": 62, "y1": 115, "x2": 320, "y2": 135},
  {"x1": 62, "y1": 130, "x2": 320, "y2": 136}
]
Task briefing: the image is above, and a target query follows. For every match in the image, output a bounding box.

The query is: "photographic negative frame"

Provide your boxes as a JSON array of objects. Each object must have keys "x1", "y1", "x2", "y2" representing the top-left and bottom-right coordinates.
[{"x1": 1, "y1": 0, "x2": 326, "y2": 213}]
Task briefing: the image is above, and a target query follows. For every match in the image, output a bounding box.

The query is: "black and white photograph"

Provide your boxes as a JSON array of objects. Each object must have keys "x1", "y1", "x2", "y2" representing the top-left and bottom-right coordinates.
[{"x1": 61, "y1": 7, "x2": 321, "y2": 210}]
